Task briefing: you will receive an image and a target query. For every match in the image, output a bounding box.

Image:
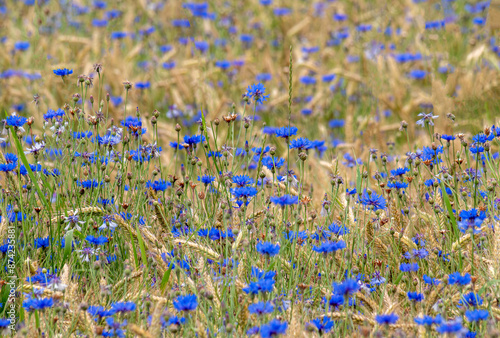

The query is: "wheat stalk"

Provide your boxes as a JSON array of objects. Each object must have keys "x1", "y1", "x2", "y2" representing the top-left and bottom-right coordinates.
[{"x1": 173, "y1": 238, "x2": 220, "y2": 261}]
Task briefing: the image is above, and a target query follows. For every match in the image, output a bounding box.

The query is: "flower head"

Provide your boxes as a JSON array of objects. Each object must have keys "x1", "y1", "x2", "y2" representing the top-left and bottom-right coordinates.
[
  {"x1": 275, "y1": 126, "x2": 298, "y2": 139},
  {"x1": 256, "y1": 242, "x2": 280, "y2": 256},
  {"x1": 359, "y1": 190, "x2": 386, "y2": 210},
  {"x1": 53, "y1": 68, "x2": 73, "y2": 77},
  {"x1": 270, "y1": 195, "x2": 298, "y2": 206},
  {"x1": 245, "y1": 83, "x2": 269, "y2": 105},
  {"x1": 375, "y1": 313, "x2": 399, "y2": 325},
  {"x1": 173, "y1": 294, "x2": 198, "y2": 312}
]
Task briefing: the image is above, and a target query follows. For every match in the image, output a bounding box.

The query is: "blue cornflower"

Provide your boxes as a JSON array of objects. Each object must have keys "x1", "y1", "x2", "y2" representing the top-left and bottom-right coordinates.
[
  {"x1": 183, "y1": 134, "x2": 206, "y2": 146},
  {"x1": 359, "y1": 190, "x2": 386, "y2": 210},
  {"x1": 407, "y1": 292, "x2": 424, "y2": 302},
  {"x1": 262, "y1": 156, "x2": 285, "y2": 170},
  {"x1": 472, "y1": 133, "x2": 494, "y2": 144},
  {"x1": 458, "y1": 209, "x2": 486, "y2": 234},
  {"x1": 121, "y1": 116, "x2": 144, "y2": 132},
  {"x1": 465, "y1": 309, "x2": 489, "y2": 322},
  {"x1": 441, "y1": 134, "x2": 456, "y2": 141},
  {"x1": 245, "y1": 83, "x2": 269, "y2": 105},
  {"x1": 470, "y1": 145, "x2": 484, "y2": 154},
  {"x1": 256, "y1": 242, "x2": 280, "y2": 256},
  {"x1": 110, "y1": 301, "x2": 136, "y2": 313},
  {"x1": 282, "y1": 230, "x2": 308, "y2": 244},
  {"x1": 73, "y1": 131, "x2": 93, "y2": 139},
  {"x1": 436, "y1": 318, "x2": 463, "y2": 334},
  {"x1": 270, "y1": 195, "x2": 298, "y2": 206},
  {"x1": 85, "y1": 235, "x2": 109, "y2": 246},
  {"x1": 77, "y1": 179, "x2": 101, "y2": 189},
  {"x1": 274, "y1": 126, "x2": 298, "y2": 139},
  {"x1": 232, "y1": 175, "x2": 254, "y2": 187},
  {"x1": 342, "y1": 153, "x2": 362, "y2": 167},
  {"x1": 250, "y1": 267, "x2": 276, "y2": 280},
  {"x1": 259, "y1": 319, "x2": 287, "y2": 337},
  {"x1": 390, "y1": 167, "x2": 409, "y2": 176},
  {"x1": 247, "y1": 326, "x2": 260, "y2": 336},
  {"x1": 207, "y1": 151, "x2": 222, "y2": 158},
  {"x1": 135, "y1": 81, "x2": 150, "y2": 89},
  {"x1": 34, "y1": 237, "x2": 50, "y2": 249},
  {"x1": 459, "y1": 292, "x2": 483, "y2": 308},
  {"x1": 7, "y1": 205, "x2": 26, "y2": 222},
  {"x1": 388, "y1": 181, "x2": 408, "y2": 190},
  {"x1": 0, "y1": 318, "x2": 11, "y2": 328},
  {"x1": 146, "y1": 179, "x2": 171, "y2": 192},
  {"x1": 448, "y1": 272, "x2": 472, "y2": 286},
  {"x1": 165, "y1": 316, "x2": 186, "y2": 326},
  {"x1": 289, "y1": 137, "x2": 313, "y2": 150},
  {"x1": 312, "y1": 240, "x2": 346, "y2": 254},
  {"x1": 198, "y1": 175, "x2": 215, "y2": 186},
  {"x1": 300, "y1": 76, "x2": 316, "y2": 85},
  {"x1": 399, "y1": 263, "x2": 419, "y2": 272},
  {"x1": 423, "y1": 275, "x2": 440, "y2": 285},
  {"x1": 346, "y1": 188, "x2": 357, "y2": 196},
  {"x1": 173, "y1": 294, "x2": 198, "y2": 312},
  {"x1": 4, "y1": 153, "x2": 17, "y2": 163},
  {"x1": 103, "y1": 317, "x2": 126, "y2": 337},
  {"x1": 329, "y1": 119, "x2": 345, "y2": 128},
  {"x1": 14, "y1": 41, "x2": 30, "y2": 51},
  {"x1": 53, "y1": 68, "x2": 73, "y2": 77},
  {"x1": 248, "y1": 302, "x2": 274, "y2": 315},
  {"x1": 256, "y1": 73, "x2": 272, "y2": 82},
  {"x1": 414, "y1": 315, "x2": 442, "y2": 326},
  {"x1": 110, "y1": 31, "x2": 128, "y2": 39},
  {"x1": 198, "y1": 228, "x2": 233, "y2": 241},
  {"x1": 87, "y1": 305, "x2": 116, "y2": 318},
  {"x1": 273, "y1": 7, "x2": 291, "y2": 16},
  {"x1": 243, "y1": 278, "x2": 275, "y2": 294},
  {"x1": 412, "y1": 248, "x2": 429, "y2": 259},
  {"x1": 231, "y1": 186, "x2": 258, "y2": 199},
  {"x1": 375, "y1": 313, "x2": 399, "y2": 325},
  {"x1": 328, "y1": 222, "x2": 350, "y2": 235},
  {"x1": 333, "y1": 279, "x2": 360, "y2": 296},
  {"x1": 6, "y1": 114, "x2": 27, "y2": 128},
  {"x1": 307, "y1": 317, "x2": 334, "y2": 334},
  {"x1": 322, "y1": 74, "x2": 336, "y2": 82},
  {"x1": 408, "y1": 70, "x2": 428, "y2": 80},
  {"x1": 23, "y1": 297, "x2": 54, "y2": 311},
  {"x1": 43, "y1": 108, "x2": 66, "y2": 121},
  {"x1": 0, "y1": 162, "x2": 16, "y2": 172}
]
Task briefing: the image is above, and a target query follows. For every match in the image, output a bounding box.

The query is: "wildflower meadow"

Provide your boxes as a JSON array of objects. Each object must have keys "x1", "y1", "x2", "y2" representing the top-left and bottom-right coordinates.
[{"x1": 1, "y1": 0, "x2": 500, "y2": 337}]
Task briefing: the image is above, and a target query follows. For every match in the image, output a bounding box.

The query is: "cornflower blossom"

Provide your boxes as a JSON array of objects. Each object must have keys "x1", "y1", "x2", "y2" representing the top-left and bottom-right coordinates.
[
  {"x1": 275, "y1": 126, "x2": 298, "y2": 139},
  {"x1": 78, "y1": 247, "x2": 99, "y2": 262},
  {"x1": 416, "y1": 112, "x2": 438, "y2": 127},
  {"x1": 173, "y1": 294, "x2": 198, "y2": 312},
  {"x1": 359, "y1": 190, "x2": 386, "y2": 210},
  {"x1": 245, "y1": 83, "x2": 269, "y2": 105},
  {"x1": 256, "y1": 242, "x2": 280, "y2": 256},
  {"x1": 53, "y1": 68, "x2": 73, "y2": 77},
  {"x1": 99, "y1": 214, "x2": 118, "y2": 231},
  {"x1": 64, "y1": 212, "x2": 85, "y2": 231},
  {"x1": 375, "y1": 313, "x2": 399, "y2": 325}
]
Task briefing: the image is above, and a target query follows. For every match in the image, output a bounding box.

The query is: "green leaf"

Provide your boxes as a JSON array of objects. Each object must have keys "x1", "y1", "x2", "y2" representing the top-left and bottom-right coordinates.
[
  {"x1": 61, "y1": 229, "x2": 74, "y2": 266},
  {"x1": 129, "y1": 230, "x2": 140, "y2": 269},
  {"x1": 439, "y1": 181, "x2": 458, "y2": 240},
  {"x1": 160, "y1": 265, "x2": 173, "y2": 294},
  {"x1": 135, "y1": 224, "x2": 149, "y2": 270},
  {"x1": 12, "y1": 132, "x2": 51, "y2": 210}
]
